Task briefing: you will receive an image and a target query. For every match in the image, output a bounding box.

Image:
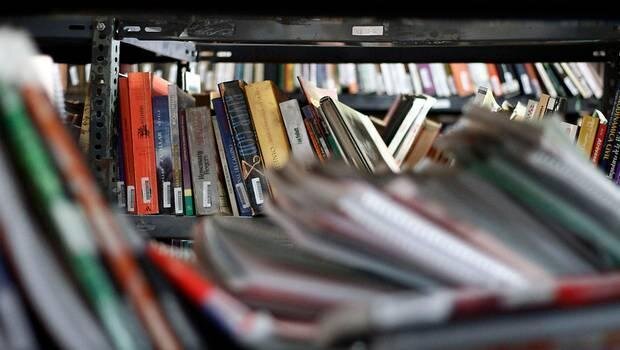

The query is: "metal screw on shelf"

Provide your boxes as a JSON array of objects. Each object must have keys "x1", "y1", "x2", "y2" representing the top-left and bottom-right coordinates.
[{"x1": 96, "y1": 22, "x2": 106, "y2": 31}]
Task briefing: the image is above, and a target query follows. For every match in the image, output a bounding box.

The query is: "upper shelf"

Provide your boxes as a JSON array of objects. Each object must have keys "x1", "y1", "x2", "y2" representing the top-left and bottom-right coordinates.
[{"x1": 7, "y1": 15, "x2": 620, "y2": 63}]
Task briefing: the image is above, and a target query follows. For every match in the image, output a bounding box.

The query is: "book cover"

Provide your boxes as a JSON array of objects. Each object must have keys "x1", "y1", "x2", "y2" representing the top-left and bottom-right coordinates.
[
  {"x1": 301, "y1": 106, "x2": 327, "y2": 162},
  {"x1": 186, "y1": 106, "x2": 230, "y2": 216},
  {"x1": 179, "y1": 109, "x2": 195, "y2": 216},
  {"x1": 600, "y1": 89, "x2": 620, "y2": 177},
  {"x1": 152, "y1": 95, "x2": 174, "y2": 214},
  {"x1": 127, "y1": 72, "x2": 159, "y2": 214},
  {"x1": 219, "y1": 80, "x2": 269, "y2": 215},
  {"x1": 244, "y1": 80, "x2": 291, "y2": 170},
  {"x1": 576, "y1": 114, "x2": 600, "y2": 157},
  {"x1": 591, "y1": 111, "x2": 608, "y2": 165},
  {"x1": 279, "y1": 99, "x2": 316, "y2": 166},
  {"x1": 213, "y1": 96, "x2": 253, "y2": 217},
  {"x1": 211, "y1": 113, "x2": 239, "y2": 216}
]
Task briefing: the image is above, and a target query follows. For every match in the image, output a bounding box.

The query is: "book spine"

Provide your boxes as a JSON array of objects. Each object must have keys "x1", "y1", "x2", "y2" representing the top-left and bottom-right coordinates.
[
  {"x1": 152, "y1": 96, "x2": 174, "y2": 214},
  {"x1": 219, "y1": 81, "x2": 268, "y2": 215},
  {"x1": 119, "y1": 78, "x2": 136, "y2": 213},
  {"x1": 178, "y1": 110, "x2": 195, "y2": 215},
  {"x1": 600, "y1": 89, "x2": 620, "y2": 177},
  {"x1": 543, "y1": 63, "x2": 568, "y2": 97},
  {"x1": 486, "y1": 63, "x2": 503, "y2": 97},
  {"x1": 244, "y1": 81, "x2": 291, "y2": 170},
  {"x1": 552, "y1": 63, "x2": 579, "y2": 97},
  {"x1": 417, "y1": 64, "x2": 436, "y2": 96},
  {"x1": 185, "y1": 106, "x2": 223, "y2": 215},
  {"x1": 128, "y1": 72, "x2": 159, "y2": 214},
  {"x1": 591, "y1": 122, "x2": 608, "y2": 165},
  {"x1": 566, "y1": 62, "x2": 593, "y2": 99},
  {"x1": 301, "y1": 110, "x2": 326, "y2": 162},
  {"x1": 167, "y1": 86, "x2": 184, "y2": 215},
  {"x1": 514, "y1": 64, "x2": 533, "y2": 95},
  {"x1": 524, "y1": 63, "x2": 542, "y2": 96},
  {"x1": 1, "y1": 82, "x2": 138, "y2": 350},
  {"x1": 279, "y1": 99, "x2": 316, "y2": 166},
  {"x1": 213, "y1": 98, "x2": 253, "y2": 216},
  {"x1": 211, "y1": 113, "x2": 240, "y2": 216},
  {"x1": 534, "y1": 62, "x2": 557, "y2": 97},
  {"x1": 576, "y1": 115, "x2": 599, "y2": 157}
]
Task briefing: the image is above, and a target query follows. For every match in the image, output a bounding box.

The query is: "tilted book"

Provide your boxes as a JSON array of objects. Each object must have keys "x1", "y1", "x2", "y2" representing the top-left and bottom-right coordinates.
[
  {"x1": 218, "y1": 80, "x2": 269, "y2": 215},
  {"x1": 213, "y1": 97, "x2": 254, "y2": 216},
  {"x1": 279, "y1": 99, "x2": 316, "y2": 166},
  {"x1": 119, "y1": 77, "x2": 136, "y2": 213},
  {"x1": 178, "y1": 109, "x2": 195, "y2": 216}
]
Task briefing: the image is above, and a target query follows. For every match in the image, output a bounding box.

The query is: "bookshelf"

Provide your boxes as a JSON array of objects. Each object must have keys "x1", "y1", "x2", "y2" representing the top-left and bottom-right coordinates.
[{"x1": 12, "y1": 14, "x2": 620, "y2": 239}]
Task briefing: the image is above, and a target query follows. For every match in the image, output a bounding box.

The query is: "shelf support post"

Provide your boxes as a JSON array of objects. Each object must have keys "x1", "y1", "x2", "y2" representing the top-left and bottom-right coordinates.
[{"x1": 88, "y1": 17, "x2": 120, "y2": 202}]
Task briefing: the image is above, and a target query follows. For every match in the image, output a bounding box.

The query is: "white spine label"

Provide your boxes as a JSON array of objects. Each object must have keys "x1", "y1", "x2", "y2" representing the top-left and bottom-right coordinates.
[
  {"x1": 127, "y1": 186, "x2": 135, "y2": 212},
  {"x1": 235, "y1": 183, "x2": 251, "y2": 209},
  {"x1": 203, "y1": 181, "x2": 212, "y2": 208},
  {"x1": 141, "y1": 177, "x2": 152, "y2": 204},
  {"x1": 163, "y1": 181, "x2": 171, "y2": 208},
  {"x1": 174, "y1": 187, "x2": 183, "y2": 214},
  {"x1": 252, "y1": 178, "x2": 264, "y2": 205},
  {"x1": 117, "y1": 181, "x2": 126, "y2": 208},
  {"x1": 352, "y1": 26, "x2": 383, "y2": 36}
]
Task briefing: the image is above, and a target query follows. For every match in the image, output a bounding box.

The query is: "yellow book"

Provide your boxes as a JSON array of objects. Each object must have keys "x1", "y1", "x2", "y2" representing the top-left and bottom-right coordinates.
[
  {"x1": 284, "y1": 64, "x2": 295, "y2": 93},
  {"x1": 576, "y1": 114, "x2": 599, "y2": 156},
  {"x1": 245, "y1": 80, "x2": 291, "y2": 170}
]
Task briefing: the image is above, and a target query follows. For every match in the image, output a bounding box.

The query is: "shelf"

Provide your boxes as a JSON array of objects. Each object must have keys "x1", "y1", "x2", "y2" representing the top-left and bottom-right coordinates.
[{"x1": 129, "y1": 215, "x2": 198, "y2": 240}]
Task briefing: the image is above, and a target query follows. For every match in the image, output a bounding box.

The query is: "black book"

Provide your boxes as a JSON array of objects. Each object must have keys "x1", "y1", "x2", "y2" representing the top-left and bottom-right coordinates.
[
  {"x1": 543, "y1": 63, "x2": 568, "y2": 97},
  {"x1": 218, "y1": 80, "x2": 268, "y2": 215},
  {"x1": 382, "y1": 95, "x2": 415, "y2": 144}
]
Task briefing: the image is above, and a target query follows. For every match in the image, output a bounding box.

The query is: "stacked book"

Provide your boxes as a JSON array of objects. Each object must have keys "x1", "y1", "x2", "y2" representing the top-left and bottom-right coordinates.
[
  {"x1": 115, "y1": 71, "x2": 437, "y2": 216},
  {"x1": 120, "y1": 61, "x2": 604, "y2": 99}
]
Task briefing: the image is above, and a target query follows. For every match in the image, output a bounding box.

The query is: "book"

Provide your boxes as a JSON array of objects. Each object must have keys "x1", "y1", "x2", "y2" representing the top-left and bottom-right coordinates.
[
  {"x1": 407, "y1": 63, "x2": 423, "y2": 95},
  {"x1": 244, "y1": 80, "x2": 291, "y2": 170},
  {"x1": 577, "y1": 62, "x2": 604, "y2": 99},
  {"x1": 591, "y1": 111, "x2": 608, "y2": 164},
  {"x1": 213, "y1": 96, "x2": 253, "y2": 217},
  {"x1": 279, "y1": 99, "x2": 316, "y2": 167},
  {"x1": 576, "y1": 113, "x2": 599, "y2": 157},
  {"x1": 552, "y1": 63, "x2": 579, "y2": 97},
  {"x1": 514, "y1": 63, "x2": 533, "y2": 95},
  {"x1": 486, "y1": 63, "x2": 503, "y2": 97},
  {"x1": 600, "y1": 89, "x2": 620, "y2": 177},
  {"x1": 167, "y1": 85, "x2": 186, "y2": 215},
  {"x1": 417, "y1": 64, "x2": 436, "y2": 96},
  {"x1": 320, "y1": 96, "x2": 399, "y2": 173},
  {"x1": 535, "y1": 63, "x2": 558, "y2": 97},
  {"x1": 565, "y1": 62, "x2": 593, "y2": 99},
  {"x1": 119, "y1": 77, "x2": 136, "y2": 213},
  {"x1": 127, "y1": 72, "x2": 159, "y2": 214},
  {"x1": 524, "y1": 63, "x2": 542, "y2": 97},
  {"x1": 211, "y1": 111, "x2": 240, "y2": 217},
  {"x1": 402, "y1": 119, "x2": 442, "y2": 169},
  {"x1": 544, "y1": 62, "x2": 568, "y2": 97},
  {"x1": 178, "y1": 108, "x2": 195, "y2": 216},
  {"x1": 185, "y1": 106, "x2": 230, "y2": 216},
  {"x1": 449, "y1": 63, "x2": 474, "y2": 97},
  {"x1": 301, "y1": 105, "x2": 328, "y2": 162},
  {"x1": 219, "y1": 80, "x2": 269, "y2": 215},
  {"x1": 152, "y1": 95, "x2": 174, "y2": 214}
]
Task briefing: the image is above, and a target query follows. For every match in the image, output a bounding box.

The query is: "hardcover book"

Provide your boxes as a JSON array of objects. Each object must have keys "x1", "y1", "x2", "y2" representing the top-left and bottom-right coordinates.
[
  {"x1": 279, "y1": 99, "x2": 316, "y2": 166},
  {"x1": 219, "y1": 80, "x2": 269, "y2": 215},
  {"x1": 152, "y1": 95, "x2": 173, "y2": 214}
]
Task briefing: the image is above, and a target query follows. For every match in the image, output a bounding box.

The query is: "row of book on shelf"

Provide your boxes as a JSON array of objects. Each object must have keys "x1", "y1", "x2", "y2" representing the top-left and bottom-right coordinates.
[
  {"x1": 110, "y1": 67, "x2": 442, "y2": 216},
  {"x1": 6, "y1": 28, "x2": 620, "y2": 350},
  {"x1": 64, "y1": 60, "x2": 605, "y2": 99}
]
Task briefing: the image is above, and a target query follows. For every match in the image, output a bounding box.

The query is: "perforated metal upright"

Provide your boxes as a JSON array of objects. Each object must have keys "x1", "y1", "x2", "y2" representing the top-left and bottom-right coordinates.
[
  {"x1": 88, "y1": 17, "x2": 120, "y2": 201},
  {"x1": 603, "y1": 49, "x2": 620, "y2": 117}
]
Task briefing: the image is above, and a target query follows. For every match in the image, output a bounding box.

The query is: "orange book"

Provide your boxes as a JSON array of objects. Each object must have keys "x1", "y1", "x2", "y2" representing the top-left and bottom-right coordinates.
[
  {"x1": 128, "y1": 72, "x2": 159, "y2": 214},
  {"x1": 449, "y1": 63, "x2": 474, "y2": 96},
  {"x1": 119, "y1": 77, "x2": 136, "y2": 212},
  {"x1": 284, "y1": 63, "x2": 295, "y2": 93},
  {"x1": 524, "y1": 63, "x2": 542, "y2": 96},
  {"x1": 486, "y1": 63, "x2": 503, "y2": 97}
]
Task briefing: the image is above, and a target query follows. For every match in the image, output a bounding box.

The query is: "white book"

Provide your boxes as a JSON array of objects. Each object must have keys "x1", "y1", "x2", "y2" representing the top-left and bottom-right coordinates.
[
  {"x1": 525, "y1": 99, "x2": 538, "y2": 120},
  {"x1": 394, "y1": 97, "x2": 437, "y2": 165},
  {"x1": 380, "y1": 63, "x2": 395, "y2": 95},
  {"x1": 293, "y1": 64, "x2": 302, "y2": 88},
  {"x1": 310, "y1": 63, "x2": 318, "y2": 86},
  {"x1": 253, "y1": 63, "x2": 265, "y2": 82},
  {"x1": 387, "y1": 97, "x2": 427, "y2": 155},
  {"x1": 576, "y1": 62, "x2": 602, "y2": 99},
  {"x1": 225, "y1": 62, "x2": 235, "y2": 82},
  {"x1": 279, "y1": 99, "x2": 317, "y2": 166},
  {"x1": 389, "y1": 64, "x2": 403, "y2": 94},
  {"x1": 534, "y1": 63, "x2": 558, "y2": 98},
  {"x1": 326, "y1": 64, "x2": 338, "y2": 91},
  {"x1": 564, "y1": 63, "x2": 592, "y2": 99},
  {"x1": 407, "y1": 63, "x2": 423, "y2": 95},
  {"x1": 395, "y1": 63, "x2": 413, "y2": 94},
  {"x1": 553, "y1": 63, "x2": 579, "y2": 96},
  {"x1": 337, "y1": 64, "x2": 348, "y2": 86},
  {"x1": 430, "y1": 63, "x2": 450, "y2": 97},
  {"x1": 446, "y1": 71, "x2": 457, "y2": 96},
  {"x1": 357, "y1": 63, "x2": 377, "y2": 94},
  {"x1": 375, "y1": 70, "x2": 386, "y2": 95},
  {"x1": 468, "y1": 63, "x2": 490, "y2": 90},
  {"x1": 243, "y1": 63, "x2": 254, "y2": 83}
]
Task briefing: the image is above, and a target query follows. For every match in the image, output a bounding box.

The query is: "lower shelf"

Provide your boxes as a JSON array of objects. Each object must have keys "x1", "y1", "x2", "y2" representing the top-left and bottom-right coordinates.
[{"x1": 128, "y1": 215, "x2": 197, "y2": 240}]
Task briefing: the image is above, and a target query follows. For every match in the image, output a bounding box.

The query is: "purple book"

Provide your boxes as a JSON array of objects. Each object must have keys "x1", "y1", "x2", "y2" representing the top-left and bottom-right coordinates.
[{"x1": 417, "y1": 64, "x2": 436, "y2": 96}]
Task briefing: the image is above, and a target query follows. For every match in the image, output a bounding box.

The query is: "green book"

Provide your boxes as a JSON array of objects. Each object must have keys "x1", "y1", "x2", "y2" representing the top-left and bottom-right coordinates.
[{"x1": 0, "y1": 82, "x2": 138, "y2": 350}]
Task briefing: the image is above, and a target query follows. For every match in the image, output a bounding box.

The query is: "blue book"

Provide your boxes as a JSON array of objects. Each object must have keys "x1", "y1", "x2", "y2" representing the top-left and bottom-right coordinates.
[
  {"x1": 213, "y1": 97, "x2": 253, "y2": 216},
  {"x1": 153, "y1": 95, "x2": 174, "y2": 214}
]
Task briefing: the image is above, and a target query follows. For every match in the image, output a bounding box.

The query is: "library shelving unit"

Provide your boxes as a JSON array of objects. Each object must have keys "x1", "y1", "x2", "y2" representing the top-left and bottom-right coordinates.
[{"x1": 12, "y1": 14, "x2": 620, "y2": 239}]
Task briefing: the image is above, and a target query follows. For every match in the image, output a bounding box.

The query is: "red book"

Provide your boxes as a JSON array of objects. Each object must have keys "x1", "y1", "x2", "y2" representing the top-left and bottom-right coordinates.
[
  {"x1": 127, "y1": 72, "x2": 159, "y2": 214},
  {"x1": 591, "y1": 120, "x2": 608, "y2": 165},
  {"x1": 119, "y1": 77, "x2": 136, "y2": 213},
  {"x1": 524, "y1": 63, "x2": 543, "y2": 96},
  {"x1": 486, "y1": 63, "x2": 503, "y2": 97}
]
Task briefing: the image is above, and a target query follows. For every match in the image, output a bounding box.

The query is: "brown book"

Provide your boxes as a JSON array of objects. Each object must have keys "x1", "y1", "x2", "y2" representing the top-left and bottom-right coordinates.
[{"x1": 402, "y1": 119, "x2": 442, "y2": 169}]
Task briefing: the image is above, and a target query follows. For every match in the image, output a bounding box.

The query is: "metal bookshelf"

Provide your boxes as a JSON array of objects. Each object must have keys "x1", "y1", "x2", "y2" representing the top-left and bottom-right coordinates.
[{"x1": 10, "y1": 14, "x2": 620, "y2": 239}]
